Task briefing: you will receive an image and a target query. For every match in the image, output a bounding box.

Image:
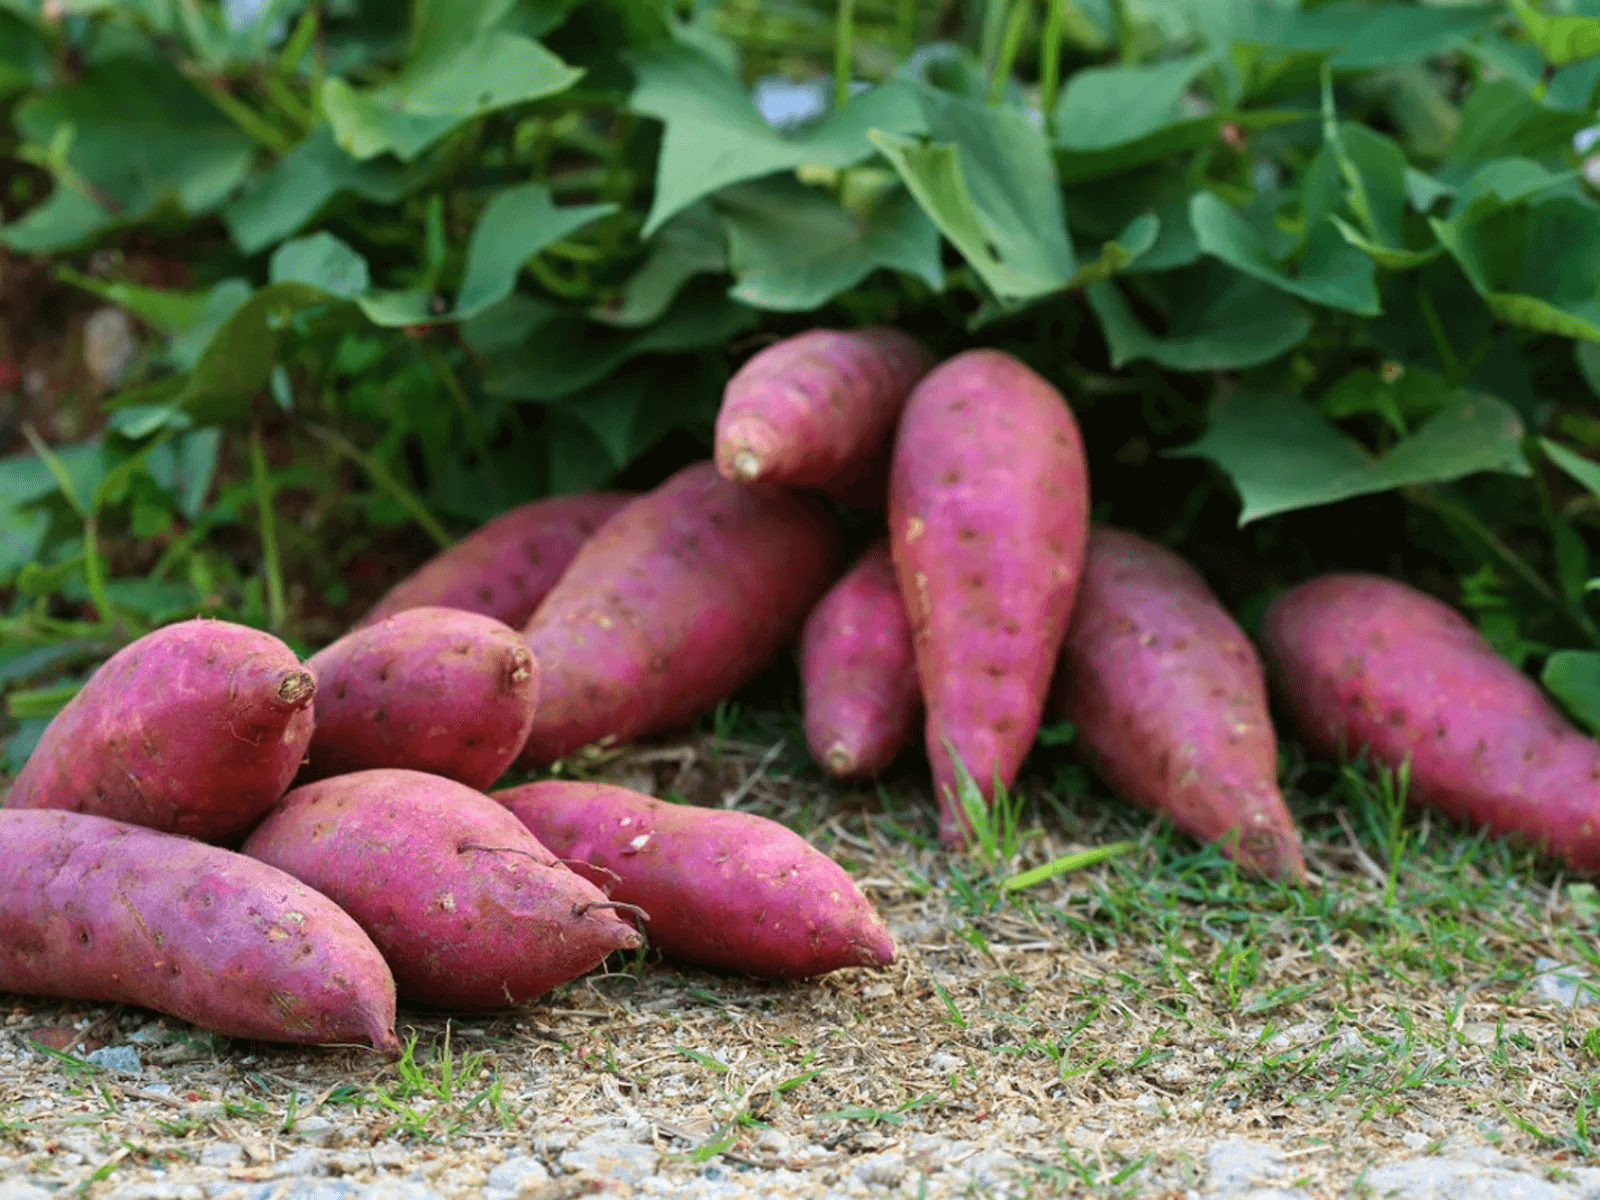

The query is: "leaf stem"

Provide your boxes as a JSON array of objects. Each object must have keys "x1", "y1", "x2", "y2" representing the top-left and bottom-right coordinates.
[
  {"x1": 1041, "y1": 0, "x2": 1067, "y2": 130},
  {"x1": 834, "y1": 0, "x2": 856, "y2": 112},
  {"x1": 1415, "y1": 287, "x2": 1464, "y2": 383},
  {"x1": 989, "y1": 0, "x2": 1031, "y2": 104},
  {"x1": 302, "y1": 422, "x2": 454, "y2": 550},
  {"x1": 250, "y1": 422, "x2": 288, "y2": 632},
  {"x1": 20, "y1": 422, "x2": 116, "y2": 632}
]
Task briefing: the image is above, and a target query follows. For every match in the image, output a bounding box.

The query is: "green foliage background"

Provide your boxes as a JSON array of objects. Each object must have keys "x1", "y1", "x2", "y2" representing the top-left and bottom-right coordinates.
[{"x1": 6, "y1": 0, "x2": 1600, "y2": 774}]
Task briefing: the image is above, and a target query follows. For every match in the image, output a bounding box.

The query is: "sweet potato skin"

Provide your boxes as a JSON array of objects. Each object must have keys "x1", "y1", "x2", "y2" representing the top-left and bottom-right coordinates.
[
  {"x1": 1263, "y1": 574, "x2": 1600, "y2": 870},
  {"x1": 715, "y1": 328, "x2": 935, "y2": 505},
  {"x1": 888, "y1": 350, "x2": 1090, "y2": 845},
  {"x1": 240, "y1": 770, "x2": 641, "y2": 1010},
  {"x1": 518, "y1": 461, "x2": 839, "y2": 767},
  {"x1": 0, "y1": 810, "x2": 398, "y2": 1051},
  {"x1": 4, "y1": 619, "x2": 315, "y2": 843},
  {"x1": 301, "y1": 608, "x2": 539, "y2": 790},
  {"x1": 362, "y1": 492, "x2": 634, "y2": 629},
  {"x1": 494, "y1": 781, "x2": 896, "y2": 978},
  {"x1": 800, "y1": 538, "x2": 921, "y2": 779},
  {"x1": 1048, "y1": 527, "x2": 1304, "y2": 880}
]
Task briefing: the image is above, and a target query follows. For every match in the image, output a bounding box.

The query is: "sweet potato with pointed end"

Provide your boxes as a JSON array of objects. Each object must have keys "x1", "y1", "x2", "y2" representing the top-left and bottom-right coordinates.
[
  {"x1": 888, "y1": 349, "x2": 1090, "y2": 846},
  {"x1": 715, "y1": 328, "x2": 934, "y2": 505},
  {"x1": 494, "y1": 781, "x2": 896, "y2": 978},
  {"x1": 241, "y1": 770, "x2": 641, "y2": 1010},
  {"x1": 4, "y1": 619, "x2": 315, "y2": 843},
  {"x1": 300, "y1": 607, "x2": 539, "y2": 790},
  {"x1": 362, "y1": 492, "x2": 634, "y2": 628},
  {"x1": 1047, "y1": 527, "x2": 1304, "y2": 880},
  {"x1": 518, "y1": 461, "x2": 839, "y2": 767},
  {"x1": 1263, "y1": 574, "x2": 1600, "y2": 871},
  {"x1": 0, "y1": 810, "x2": 398, "y2": 1051},
  {"x1": 800, "y1": 538, "x2": 920, "y2": 779}
]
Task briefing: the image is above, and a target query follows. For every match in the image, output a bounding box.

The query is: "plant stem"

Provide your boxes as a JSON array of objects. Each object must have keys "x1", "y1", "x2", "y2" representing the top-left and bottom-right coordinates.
[
  {"x1": 1415, "y1": 287, "x2": 1464, "y2": 383},
  {"x1": 834, "y1": 0, "x2": 856, "y2": 111},
  {"x1": 302, "y1": 422, "x2": 454, "y2": 550},
  {"x1": 250, "y1": 422, "x2": 288, "y2": 632},
  {"x1": 989, "y1": 0, "x2": 1031, "y2": 105},
  {"x1": 1041, "y1": 0, "x2": 1067, "y2": 130},
  {"x1": 896, "y1": 0, "x2": 915, "y2": 57},
  {"x1": 20, "y1": 422, "x2": 116, "y2": 632},
  {"x1": 1109, "y1": 0, "x2": 1135, "y2": 61}
]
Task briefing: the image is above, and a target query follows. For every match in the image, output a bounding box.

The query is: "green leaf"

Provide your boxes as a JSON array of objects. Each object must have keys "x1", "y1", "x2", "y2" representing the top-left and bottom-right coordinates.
[
  {"x1": 1086, "y1": 267, "x2": 1311, "y2": 371},
  {"x1": 592, "y1": 202, "x2": 727, "y2": 328},
  {"x1": 1318, "y1": 86, "x2": 1442, "y2": 271},
  {"x1": 270, "y1": 232, "x2": 371, "y2": 299},
  {"x1": 1510, "y1": 0, "x2": 1600, "y2": 66},
  {"x1": 1273, "y1": 2, "x2": 1498, "y2": 70},
  {"x1": 1542, "y1": 438, "x2": 1600, "y2": 505},
  {"x1": 1542, "y1": 651, "x2": 1600, "y2": 735},
  {"x1": 1067, "y1": 212, "x2": 1160, "y2": 288},
  {"x1": 168, "y1": 279, "x2": 254, "y2": 372},
  {"x1": 629, "y1": 41, "x2": 927, "y2": 236},
  {"x1": 0, "y1": 500, "x2": 47, "y2": 583},
  {"x1": 1053, "y1": 54, "x2": 1210, "y2": 151},
  {"x1": 179, "y1": 282, "x2": 335, "y2": 425},
  {"x1": 54, "y1": 265, "x2": 210, "y2": 334},
  {"x1": 713, "y1": 175, "x2": 941, "y2": 312},
  {"x1": 1447, "y1": 79, "x2": 1590, "y2": 169},
  {"x1": 1191, "y1": 190, "x2": 1380, "y2": 315},
  {"x1": 1170, "y1": 390, "x2": 1531, "y2": 524}
]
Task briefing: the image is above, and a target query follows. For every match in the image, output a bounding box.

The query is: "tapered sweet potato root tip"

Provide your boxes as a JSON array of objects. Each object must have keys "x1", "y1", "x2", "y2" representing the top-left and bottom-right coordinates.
[{"x1": 275, "y1": 669, "x2": 316, "y2": 708}]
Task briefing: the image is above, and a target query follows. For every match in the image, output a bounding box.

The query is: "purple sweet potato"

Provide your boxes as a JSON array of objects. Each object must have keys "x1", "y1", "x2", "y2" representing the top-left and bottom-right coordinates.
[
  {"x1": 494, "y1": 781, "x2": 896, "y2": 978},
  {"x1": 1047, "y1": 527, "x2": 1304, "y2": 880},
  {"x1": 362, "y1": 492, "x2": 635, "y2": 628},
  {"x1": 240, "y1": 769, "x2": 641, "y2": 1010},
  {"x1": 4, "y1": 619, "x2": 315, "y2": 843},
  {"x1": 800, "y1": 538, "x2": 921, "y2": 779},
  {"x1": 1263, "y1": 574, "x2": 1600, "y2": 871},
  {"x1": 715, "y1": 328, "x2": 934, "y2": 505},
  {"x1": 0, "y1": 810, "x2": 398, "y2": 1051},
  {"x1": 518, "y1": 461, "x2": 839, "y2": 767},
  {"x1": 300, "y1": 607, "x2": 539, "y2": 790},
  {"x1": 888, "y1": 350, "x2": 1090, "y2": 845}
]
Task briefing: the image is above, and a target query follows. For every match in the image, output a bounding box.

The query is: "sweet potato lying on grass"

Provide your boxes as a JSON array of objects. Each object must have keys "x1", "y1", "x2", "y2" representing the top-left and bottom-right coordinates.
[
  {"x1": 495, "y1": 781, "x2": 896, "y2": 978},
  {"x1": 1263, "y1": 573, "x2": 1600, "y2": 871},
  {"x1": 241, "y1": 770, "x2": 641, "y2": 1010},
  {"x1": 888, "y1": 350, "x2": 1090, "y2": 845},
  {"x1": 301, "y1": 607, "x2": 539, "y2": 790},
  {"x1": 4, "y1": 619, "x2": 315, "y2": 843},
  {"x1": 715, "y1": 328, "x2": 934, "y2": 505},
  {"x1": 518, "y1": 460, "x2": 838, "y2": 767},
  {"x1": 1048, "y1": 527, "x2": 1304, "y2": 880},
  {"x1": 800, "y1": 538, "x2": 920, "y2": 779},
  {"x1": 362, "y1": 492, "x2": 634, "y2": 628},
  {"x1": 0, "y1": 810, "x2": 398, "y2": 1051}
]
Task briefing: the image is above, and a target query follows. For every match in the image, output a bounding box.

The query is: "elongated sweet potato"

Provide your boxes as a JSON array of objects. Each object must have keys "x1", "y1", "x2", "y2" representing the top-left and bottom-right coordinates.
[
  {"x1": 1047, "y1": 527, "x2": 1304, "y2": 880},
  {"x1": 300, "y1": 607, "x2": 539, "y2": 789},
  {"x1": 715, "y1": 328, "x2": 934, "y2": 506},
  {"x1": 518, "y1": 461, "x2": 839, "y2": 767},
  {"x1": 800, "y1": 538, "x2": 920, "y2": 779},
  {"x1": 4, "y1": 619, "x2": 315, "y2": 843},
  {"x1": 241, "y1": 770, "x2": 640, "y2": 1010},
  {"x1": 1263, "y1": 574, "x2": 1600, "y2": 870},
  {"x1": 494, "y1": 781, "x2": 896, "y2": 978},
  {"x1": 888, "y1": 350, "x2": 1090, "y2": 845},
  {"x1": 362, "y1": 492, "x2": 634, "y2": 628},
  {"x1": 0, "y1": 810, "x2": 398, "y2": 1051}
]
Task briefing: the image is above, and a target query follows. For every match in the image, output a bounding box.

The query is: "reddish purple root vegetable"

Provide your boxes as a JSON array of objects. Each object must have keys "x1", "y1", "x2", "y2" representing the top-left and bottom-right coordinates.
[
  {"x1": 518, "y1": 460, "x2": 839, "y2": 767},
  {"x1": 362, "y1": 492, "x2": 634, "y2": 629},
  {"x1": 888, "y1": 350, "x2": 1091, "y2": 845},
  {"x1": 300, "y1": 607, "x2": 539, "y2": 790},
  {"x1": 1048, "y1": 527, "x2": 1305, "y2": 880},
  {"x1": 1263, "y1": 574, "x2": 1600, "y2": 871},
  {"x1": 0, "y1": 810, "x2": 399, "y2": 1051},
  {"x1": 495, "y1": 781, "x2": 897, "y2": 979},
  {"x1": 800, "y1": 538, "x2": 921, "y2": 779},
  {"x1": 4, "y1": 619, "x2": 315, "y2": 844}
]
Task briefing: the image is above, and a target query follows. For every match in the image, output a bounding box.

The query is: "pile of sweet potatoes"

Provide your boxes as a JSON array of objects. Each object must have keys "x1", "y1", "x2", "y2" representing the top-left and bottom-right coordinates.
[{"x1": 8, "y1": 323, "x2": 1600, "y2": 1052}]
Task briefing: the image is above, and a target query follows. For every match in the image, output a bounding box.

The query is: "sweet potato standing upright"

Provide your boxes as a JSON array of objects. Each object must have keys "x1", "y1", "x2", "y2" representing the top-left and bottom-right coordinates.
[
  {"x1": 518, "y1": 461, "x2": 839, "y2": 767},
  {"x1": 800, "y1": 538, "x2": 921, "y2": 779},
  {"x1": 1263, "y1": 574, "x2": 1600, "y2": 870},
  {"x1": 1047, "y1": 527, "x2": 1304, "y2": 880},
  {"x1": 361, "y1": 492, "x2": 634, "y2": 628},
  {"x1": 888, "y1": 350, "x2": 1090, "y2": 845},
  {"x1": 4, "y1": 619, "x2": 315, "y2": 843},
  {"x1": 715, "y1": 328, "x2": 934, "y2": 505}
]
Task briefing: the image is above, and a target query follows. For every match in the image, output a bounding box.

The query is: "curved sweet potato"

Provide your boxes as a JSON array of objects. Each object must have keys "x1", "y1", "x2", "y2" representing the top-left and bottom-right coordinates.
[
  {"x1": 495, "y1": 781, "x2": 896, "y2": 978},
  {"x1": 715, "y1": 328, "x2": 934, "y2": 507},
  {"x1": 362, "y1": 492, "x2": 634, "y2": 628},
  {"x1": 518, "y1": 460, "x2": 839, "y2": 767},
  {"x1": 4, "y1": 619, "x2": 315, "y2": 843},
  {"x1": 301, "y1": 607, "x2": 539, "y2": 790},
  {"x1": 0, "y1": 810, "x2": 398, "y2": 1051},
  {"x1": 241, "y1": 770, "x2": 641, "y2": 1010},
  {"x1": 1263, "y1": 573, "x2": 1600, "y2": 871},
  {"x1": 888, "y1": 350, "x2": 1090, "y2": 845},
  {"x1": 800, "y1": 538, "x2": 921, "y2": 779},
  {"x1": 1047, "y1": 527, "x2": 1304, "y2": 880}
]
